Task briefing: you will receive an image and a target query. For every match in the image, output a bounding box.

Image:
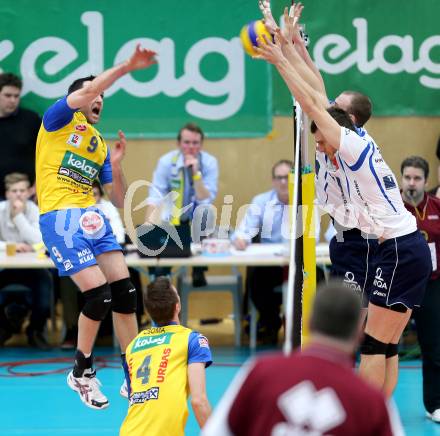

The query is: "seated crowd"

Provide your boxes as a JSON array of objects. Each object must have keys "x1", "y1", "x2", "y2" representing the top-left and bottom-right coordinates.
[{"x1": 1, "y1": 69, "x2": 439, "y2": 362}]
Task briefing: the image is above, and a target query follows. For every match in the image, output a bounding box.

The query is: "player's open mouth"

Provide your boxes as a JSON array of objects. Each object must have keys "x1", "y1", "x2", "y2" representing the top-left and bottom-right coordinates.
[{"x1": 92, "y1": 107, "x2": 101, "y2": 116}]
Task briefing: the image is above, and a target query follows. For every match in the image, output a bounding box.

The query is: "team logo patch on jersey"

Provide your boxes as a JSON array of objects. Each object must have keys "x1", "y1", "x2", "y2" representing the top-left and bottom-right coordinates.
[
  {"x1": 198, "y1": 335, "x2": 209, "y2": 348},
  {"x1": 75, "y1": 124, "x2": 87, "y2": 132},
  {"x1": 66, "y1": 133, "x2": 83, "y2": 148},
  {"x1": 79, "y1": 211, "x2": 104, "y2": 235},
  {"x1": 131, "y1": 333, "x2": 174, "y2": 352},
  {"x1": 382, "y1": 175, "x2": 396, "y2": 190},
  {"x1": 129, "y1": 387, "x2": 160, "y2": 405},
  {"x1": 61, "y1": 151, "x2": 100, "y2": 180}
]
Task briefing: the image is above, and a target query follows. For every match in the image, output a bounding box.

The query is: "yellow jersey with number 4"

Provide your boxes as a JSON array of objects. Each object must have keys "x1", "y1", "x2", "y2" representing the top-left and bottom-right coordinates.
[
  {"x1": 36, "y1": 97, "x2": 112, "y2": 214},
  {"x1": 120, "y1": 324, "x2": 212, "y2": 436}
]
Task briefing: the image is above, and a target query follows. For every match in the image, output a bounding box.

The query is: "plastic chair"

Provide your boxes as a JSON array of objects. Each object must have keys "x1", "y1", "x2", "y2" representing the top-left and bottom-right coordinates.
[{"x1": 177, "y1": 267, "x2": 243, "y2": 347}]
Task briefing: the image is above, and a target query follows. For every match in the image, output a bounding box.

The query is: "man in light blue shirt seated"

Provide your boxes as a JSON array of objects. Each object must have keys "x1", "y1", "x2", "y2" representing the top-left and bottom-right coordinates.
[
  {"x1": 146, "y1": 123, "x2": 219, "y2": 286},
  {"x1": 232, "y1": 160, "x2": 292, "y2": 345}
]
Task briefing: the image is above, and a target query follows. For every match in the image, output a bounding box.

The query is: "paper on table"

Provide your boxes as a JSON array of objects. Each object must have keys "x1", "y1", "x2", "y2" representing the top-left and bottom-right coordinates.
[{"x1": 230, "y1": 243, "x2": 287, "y2": 256}]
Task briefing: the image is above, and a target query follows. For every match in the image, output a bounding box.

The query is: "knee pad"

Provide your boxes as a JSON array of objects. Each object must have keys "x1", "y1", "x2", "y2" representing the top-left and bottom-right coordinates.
[
  {"x1": 110, "y1": 278, "x2": 137, "y2": 314},
  {"x1": 82, "y1": 283, "x2": 112, "y2": 321},
  {"x1": 386, "y1": 343, "x2": 399, "y2": 358},
  {"x1": 360, "y1": 333, "x2": 388, "y2": 355}
]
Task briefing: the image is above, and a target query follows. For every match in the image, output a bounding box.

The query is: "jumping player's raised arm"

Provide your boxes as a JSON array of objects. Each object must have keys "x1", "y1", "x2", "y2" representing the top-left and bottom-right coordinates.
[
  {"x1": 259, "y1": 1, "x2": 328, "y2": 104},
  {"x1": 66, "y1": 44, "x2": 156, "y2": 110},
  {"x1": 255, "y1": 31, "x2": 341, "y2": 148}
]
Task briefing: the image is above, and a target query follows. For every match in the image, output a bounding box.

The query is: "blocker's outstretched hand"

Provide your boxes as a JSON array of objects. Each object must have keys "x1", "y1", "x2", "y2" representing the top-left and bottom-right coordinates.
[
  {"x1": 254, "y1": 31, "x2": 286, "y2": 65},
  {"x1": 258, "y1": 0, "x2": 277, "y2": 34},
  {"x1": 280, "y1": 4, "x2": 302, "y2": 46}
]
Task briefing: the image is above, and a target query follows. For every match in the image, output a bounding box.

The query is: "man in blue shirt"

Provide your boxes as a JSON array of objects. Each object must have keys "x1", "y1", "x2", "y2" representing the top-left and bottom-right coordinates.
[
  {"x1": 232, "y1": 160, "x2": 292, "y2": 345},
  {"x1": 146, "y1": 123, "x2": 218, "y2": 286}
]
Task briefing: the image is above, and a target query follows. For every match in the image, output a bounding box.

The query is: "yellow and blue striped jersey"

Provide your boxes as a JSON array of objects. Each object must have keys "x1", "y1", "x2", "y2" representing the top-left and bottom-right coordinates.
[
  {"x1": 36, "y1": 97, "x2": 112, "y2": 214},
  {"x1": 120, "y1": 324, "x2": 212, "y2": 436}
]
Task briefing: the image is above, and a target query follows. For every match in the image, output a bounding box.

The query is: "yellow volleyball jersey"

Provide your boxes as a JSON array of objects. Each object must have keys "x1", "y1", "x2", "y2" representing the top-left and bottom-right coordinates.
[
  {"x1": 36, "y1": 98, "x2": 109, "y2": 214},
  {"x1": 120, "y1": 325, "x2": 192, "y2": 436}
]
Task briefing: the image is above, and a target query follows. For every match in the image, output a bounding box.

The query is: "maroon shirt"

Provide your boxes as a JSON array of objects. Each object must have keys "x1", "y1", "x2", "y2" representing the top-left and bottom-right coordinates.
[
  {"x1": 404, "y1": 193, "x2": 440, "y2": 280},
  {"x1": 224, "y1": 345, "x2": 399, "y2": 436}
]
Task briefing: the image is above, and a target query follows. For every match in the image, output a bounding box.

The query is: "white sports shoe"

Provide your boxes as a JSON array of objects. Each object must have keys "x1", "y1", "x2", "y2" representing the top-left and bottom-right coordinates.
[
  {"x1": 120, "y1": 379, "x2": 128, "y2": 399},
  {"x1": 67, "y1": 369, "x2": 109, "y2": 410},
  {"x1": 426, "y1": 409, "x2": 440, "y2": 423}
]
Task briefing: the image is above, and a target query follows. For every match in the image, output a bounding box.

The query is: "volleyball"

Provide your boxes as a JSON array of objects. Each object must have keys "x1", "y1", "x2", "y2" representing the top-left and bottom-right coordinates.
[{"x1": 240, "y1": 20, "x2": 272, "y2": 56}]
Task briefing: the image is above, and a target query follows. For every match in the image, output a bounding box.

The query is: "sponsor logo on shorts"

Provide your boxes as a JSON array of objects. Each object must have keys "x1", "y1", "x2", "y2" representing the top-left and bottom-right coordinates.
[
  {"x1": 131, "y1": 333, "x2": 174, "y2": 353},
  {"x1": 63, "y1": 259, "x2": 73, "y2": 271},
  {"x1": 74, "y1": 124, "x2": 87, "y2": 132},
  {"x1": 61, "y1": 151, "x2": 100, "y2": 180},
  {"x1": 77, "y1": 247, "x2": 95, "y2": 264},
  {"x1": 343, "y1": 271, "x2": 362, "y2": 293},
  {"x1": 129, "y1": 387, "x2": 159, "y2": 405},
  {"x1": 79, "y1": 211, "x2": 104, "y2": 235},
  {"x1": 66, "y1": 133, "x2": 82, "y2": 148},
  {"x1": 373, "y1": 267, "x2": 388, "y2": 290},
  {"x1": 373, "y1": 290, "x2": 387, "y2": 297}
]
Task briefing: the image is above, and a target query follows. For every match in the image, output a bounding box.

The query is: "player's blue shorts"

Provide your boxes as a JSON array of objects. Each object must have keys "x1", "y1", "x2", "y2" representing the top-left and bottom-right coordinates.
[
  {"x1": 329, "y1": 228, "x2": 378, "y2": 308},
  {"x1": 40, "y1": 207, "x2": 121, "y2": 276},
  {"x1": 369, "y1": 230, "x2": 432, "y2": 310}
]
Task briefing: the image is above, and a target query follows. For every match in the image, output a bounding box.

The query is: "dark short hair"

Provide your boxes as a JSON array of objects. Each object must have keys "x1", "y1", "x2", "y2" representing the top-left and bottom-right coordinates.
[
  {"x1": 0, "y1": 73, "x2": 22, "y2": 92},
  {"x1": 310, "y1": 107, "x2": 356, "y2": 134},
  {"x1": 400, "y1": 156, "x2": 429, "y2": 180},
  {"x1": 92, "y1": 180, "x2": 104, "y2": 196},
  {"x1": 177, "y1": 123, "x2": 204, "y2": 142},
  {"x1": 309, "y1": 281, "x2": 361, "y2": 340},
  {"x1": 144, "y1": 277, "x2": 179, "y2": 325},
  {"x1": 339, "y1": 91, "x2": 372, "y2": 127},
  {"x1": 272, "y1": 159, "x2": 293, "y2": 178},
  {"x1": 68, "y1": 75, "x2": 96, "y2": 95}
]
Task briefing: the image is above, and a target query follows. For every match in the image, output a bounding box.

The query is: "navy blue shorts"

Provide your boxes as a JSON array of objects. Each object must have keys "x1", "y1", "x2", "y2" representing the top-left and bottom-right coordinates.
[
  {"x1": 330, "y1": 229, "x2": 378, "y2": 308},
  {"x1": 40, "y1": 207, "x2": 121, "y2": 277},
  {"x1": 369, "y1": 230, "x2": 432, "y2": 309}
]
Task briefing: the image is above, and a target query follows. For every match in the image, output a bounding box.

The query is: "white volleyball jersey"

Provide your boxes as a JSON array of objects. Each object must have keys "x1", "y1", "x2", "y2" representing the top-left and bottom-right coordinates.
[
  {"x1": 315, "y1": 151, "x2": 357, "y2": 230},
  {"x1": 336, "y1": 127, "x2": 417, "y2": 239}
]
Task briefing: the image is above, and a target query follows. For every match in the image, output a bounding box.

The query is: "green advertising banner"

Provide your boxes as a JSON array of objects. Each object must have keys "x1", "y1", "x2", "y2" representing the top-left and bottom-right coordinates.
[
  {"x1": 272, "y1": 0, "x2": 440, "y2": 116},
  {"x1": 0, "y1": 1, "x2": 271, "y2": 138}
]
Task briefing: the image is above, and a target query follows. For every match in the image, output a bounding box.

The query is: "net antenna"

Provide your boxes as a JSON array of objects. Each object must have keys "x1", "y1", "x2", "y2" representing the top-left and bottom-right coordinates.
[{"x1": 283, "y1": 19, "x2": 313, "y2": 355}]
